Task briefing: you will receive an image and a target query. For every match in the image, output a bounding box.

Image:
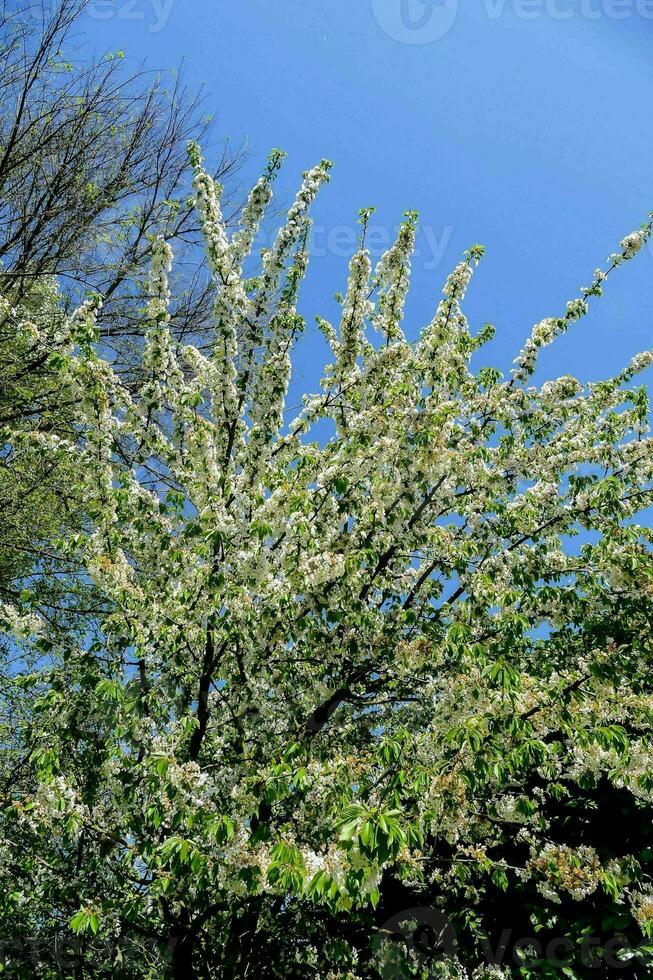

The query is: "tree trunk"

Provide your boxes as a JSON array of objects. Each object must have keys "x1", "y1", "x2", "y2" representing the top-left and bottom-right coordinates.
[{"x1": 168, "y1": 930, "x2": 195, "y2": 980}]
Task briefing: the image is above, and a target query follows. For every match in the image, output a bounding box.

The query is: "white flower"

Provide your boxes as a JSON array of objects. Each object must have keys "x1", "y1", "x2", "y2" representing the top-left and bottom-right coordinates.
[
  {"x1": 630, "y1": 886, "x2": 653, "y2": 935},
  {"x1": 566, "y1": 298, "x2": 588, "y2": 321},
  {"x1": 629, "y1": 350, "x2": 653, "y2": 374},
  {"x1": 621, "y1": 229, "x2": 646, "y2": 259},
  {"x1": 299, "y1": 552, "x2": 346, "y2": 587},
  {"x1": 0, "y1": 603, "x2": 43, "y2": 639},
  {"x1": 147, "y1": 237, "x2": 174, "y2": 322}
]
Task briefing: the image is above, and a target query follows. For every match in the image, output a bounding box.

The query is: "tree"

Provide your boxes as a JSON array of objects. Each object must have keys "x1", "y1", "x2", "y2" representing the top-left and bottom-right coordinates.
[
  {"x1": 1, "y1": 144, "x2": 653, "y2": 979},
  {"x1": 0, "y1": 276, "x2": 81, "y2": 595},
  {"x1": 0, "y1": 0, "x2": 240, "y2": 618},
  {"x1": 0, "y1": 0, "x2": 240, "y2": 348}
]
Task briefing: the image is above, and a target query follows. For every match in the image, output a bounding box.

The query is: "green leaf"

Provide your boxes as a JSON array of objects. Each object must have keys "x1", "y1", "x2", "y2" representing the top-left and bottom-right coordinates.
[{"x1": 70, "y1": 911, "x2": 90, "y2": 935}]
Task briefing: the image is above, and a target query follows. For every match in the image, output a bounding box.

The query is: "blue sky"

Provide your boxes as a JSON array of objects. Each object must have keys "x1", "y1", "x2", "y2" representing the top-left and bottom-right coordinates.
[{"x1": 85, "y1": 0, "x2": 653, "y2": 399}]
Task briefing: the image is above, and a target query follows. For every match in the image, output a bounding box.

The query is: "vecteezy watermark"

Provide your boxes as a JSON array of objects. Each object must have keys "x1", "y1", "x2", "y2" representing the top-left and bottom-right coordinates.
[
  {"x1": 312, "y1": 221, "x2": 453, "y2": 269},
  {"x1": 371, "y1": 0, "x2": 460, "y2": 44},
  {"x1": 251, "y1": 221, "x2": 454, "y2": 271},
  {"x1": 85, "y1": 0, "x2": 176, "y2": 34},
  {"x1": 483, "y1": 0, "x2": 653, "y2": 21},
  {"x1": 372, "y1": 0, "x2": 653, "y2": 43},
  {"x1": 374, "y1": 907, "x2": 653, "y2": 975}
]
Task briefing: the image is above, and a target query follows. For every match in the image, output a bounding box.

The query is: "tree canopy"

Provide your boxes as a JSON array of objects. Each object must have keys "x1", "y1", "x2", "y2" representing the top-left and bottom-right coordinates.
[{"x1": 1, "y1": 132, "x2": 652, "y2": 979}]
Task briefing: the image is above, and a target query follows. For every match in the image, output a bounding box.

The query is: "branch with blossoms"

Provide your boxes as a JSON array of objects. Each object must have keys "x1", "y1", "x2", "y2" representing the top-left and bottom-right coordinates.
[{"x1": 2, "y1": 146, "x2": 653, "y2": 978}]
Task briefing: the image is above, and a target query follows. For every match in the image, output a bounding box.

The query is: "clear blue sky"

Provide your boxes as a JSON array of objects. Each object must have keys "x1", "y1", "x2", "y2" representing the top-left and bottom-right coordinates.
[{"x1": 86, "y1": 0, "x2": 653, "y2": 398}]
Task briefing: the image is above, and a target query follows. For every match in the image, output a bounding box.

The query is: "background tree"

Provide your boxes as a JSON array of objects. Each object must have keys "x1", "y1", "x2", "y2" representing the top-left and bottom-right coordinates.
[
  {"x1": 1, "y1": 145, "x2": 653, "y2": 979},
  {"x1": 0, "y1": 0, "x2": 240, "y2": 608},
  {"x1": 0, "y1": 0, "x2": 241, "y2": 347}
]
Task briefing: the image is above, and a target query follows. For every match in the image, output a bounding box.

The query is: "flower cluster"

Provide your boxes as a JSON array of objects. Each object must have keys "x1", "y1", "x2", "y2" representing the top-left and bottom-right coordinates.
[{"x1": 527, "y1": 844, "x2": 602, "y2": 902}]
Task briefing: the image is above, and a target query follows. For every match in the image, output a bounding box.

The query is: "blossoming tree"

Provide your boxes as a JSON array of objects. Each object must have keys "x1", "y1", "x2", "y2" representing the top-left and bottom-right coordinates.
[{"x1": 1, "y1": 144, "x2": 653, "y2": 979}]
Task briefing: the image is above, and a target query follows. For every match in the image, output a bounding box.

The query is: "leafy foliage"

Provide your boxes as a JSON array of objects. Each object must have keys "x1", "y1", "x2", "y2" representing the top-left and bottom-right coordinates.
[{"x1": 1, "y1": 140, "x2": 653, "y2": 978}]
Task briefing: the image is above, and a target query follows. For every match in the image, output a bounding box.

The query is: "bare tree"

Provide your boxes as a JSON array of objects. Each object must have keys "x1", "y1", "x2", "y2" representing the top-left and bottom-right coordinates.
[{"x1": 0, "y1": 0, "x2": 242, "y2": 356}]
